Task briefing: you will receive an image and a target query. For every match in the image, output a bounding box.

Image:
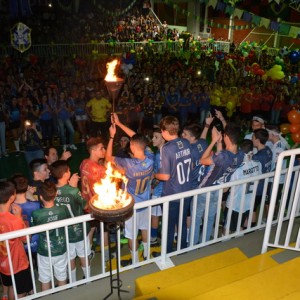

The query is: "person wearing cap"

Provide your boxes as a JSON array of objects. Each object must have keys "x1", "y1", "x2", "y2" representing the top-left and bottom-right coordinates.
[{"x1": 244, "y1": 116, "x2": 273, "y2": 153}]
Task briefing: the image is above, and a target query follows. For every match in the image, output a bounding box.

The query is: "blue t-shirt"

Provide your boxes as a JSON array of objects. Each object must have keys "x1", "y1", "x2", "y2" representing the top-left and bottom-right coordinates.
[
  {"x1": 200, "y1": 150, "x2": 245, "y2": 188},
  {"x1": 152, "y1": 150, "x2": 164, "y2": 197},
  {"x1": 190, "y1": 139, "x2": 208, "y2": 189},
  {"x1": 114, "y1": 148, "x2": 154, "y2": 204},
  {"x1": 159, "y1": 138, "x2": 192, "y2": 196},
  {"x1": 17, "y1": 200, "x2": 41, "y2": 252}
]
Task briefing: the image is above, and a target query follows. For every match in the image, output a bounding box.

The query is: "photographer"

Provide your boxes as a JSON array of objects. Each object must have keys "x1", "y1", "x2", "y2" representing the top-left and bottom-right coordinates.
[{"x1": 22, "y1": 120, "x2": 44, "y2": 165}]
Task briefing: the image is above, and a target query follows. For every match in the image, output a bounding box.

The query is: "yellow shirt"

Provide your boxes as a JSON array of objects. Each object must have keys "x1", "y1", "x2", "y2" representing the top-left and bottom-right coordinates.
[{"x1": 86, "y1": 97, "x2": 111, "y2": 122}]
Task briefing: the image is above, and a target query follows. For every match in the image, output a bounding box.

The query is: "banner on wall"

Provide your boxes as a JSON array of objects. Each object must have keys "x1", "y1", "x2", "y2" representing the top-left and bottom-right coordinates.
[{"x1": 10, "y1": 22, "x2": 32, "y2": 53}]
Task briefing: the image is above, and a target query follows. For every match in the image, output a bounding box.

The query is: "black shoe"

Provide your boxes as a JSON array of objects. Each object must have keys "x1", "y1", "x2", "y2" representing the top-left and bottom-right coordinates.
[
  {"x1": 150, "y1": 238, "x2": 160, "y2": 247},
  {"x1": 152, "y1": 251, "x2": 161, "y2": 258},
  {"x1": 121, "y1": 259, "x2": 132, "y2": 267}
]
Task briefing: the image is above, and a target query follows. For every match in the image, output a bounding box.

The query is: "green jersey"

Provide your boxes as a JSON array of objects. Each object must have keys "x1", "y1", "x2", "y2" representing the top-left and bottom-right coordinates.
[
  {"x1": 31, "y1": 205, "x2": 70, "y2": 256},
  {"x1": 55, "y1": 185, "x2": 87, "y2": 243}
]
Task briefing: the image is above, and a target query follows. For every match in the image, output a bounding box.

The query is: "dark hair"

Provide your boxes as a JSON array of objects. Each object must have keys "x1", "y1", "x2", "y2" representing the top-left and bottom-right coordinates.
[
  {"x1": 39, "y1": 181, "x2": 57, "y2": 202},
  {"x1": 159, "y1": 116, "x2": 179, "y2": 135},
  {"x1": 0, "y1": 181, "x2": 16, "y2": 204},
  {"x1": 183, "y1": 123, "x2": 202, "y2": 139},
  {"x1": 29, "y1": 158, "x2": 48, "y2": 173},
  {"x1": 240, "y1": 139, "x2": 253, "y2": 154},
  {"x1": 86, "y1": 137, "x2": 105, "y2": 153},
  {"x1": 10, "y1": 174, "x2": 28, "y2": 194},
  {"x1": 224, "y1": 123, "x2": 241, "y2": 145},
  {"x1": 49, "y1": 160, "x2": 69, "y2": 180},
  {"x1": 253, "y1": 128, "x2": 269, "y2": 145},
  {"x1": 44, "y1": 146, "x2": 56, "y2": 157},
  {"x1": 131, "y1": 133, "x2": 148, "y2": 149}
]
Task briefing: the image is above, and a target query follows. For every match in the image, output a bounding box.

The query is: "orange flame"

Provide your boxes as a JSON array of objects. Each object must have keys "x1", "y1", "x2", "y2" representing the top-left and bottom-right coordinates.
[
  {"x1": 93, "y1": 162, "x2": 132, "y2": 210},
  {"x1": 105, "y1": 59, "x2": 119, "y2": 82}
]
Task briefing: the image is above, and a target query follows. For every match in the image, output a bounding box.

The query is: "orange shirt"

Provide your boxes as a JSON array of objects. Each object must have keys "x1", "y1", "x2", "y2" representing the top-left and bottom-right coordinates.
[{"x1": 0, "y1": 211, "x2": 29, "y2": 275}]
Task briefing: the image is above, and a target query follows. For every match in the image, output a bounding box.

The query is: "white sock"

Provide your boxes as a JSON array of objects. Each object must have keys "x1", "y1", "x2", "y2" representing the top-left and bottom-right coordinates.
[
  {"x1": 142, "y1": 242, "x2": 148, "y2": 259},
  {"x1": 82, "y1": 266, "x2": 90, "y2": 278},
  {"x1": 14, "y1": 140, "x2": 20, "y2": 151},
  {"x1": 130, "y1": 250, "x2": 139, "y2": 263},
  {"x1": 71, "y1": 268, "x2": 77, "y2": 283},
  {"x1": 187, "y1": 228, "x2": 190, "y2": 243}
]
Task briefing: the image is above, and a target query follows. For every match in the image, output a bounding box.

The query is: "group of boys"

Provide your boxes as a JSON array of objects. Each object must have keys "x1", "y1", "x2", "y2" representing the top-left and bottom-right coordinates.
[{"x1": 0, "y1": 110, "x2": 289, "y2": 299}]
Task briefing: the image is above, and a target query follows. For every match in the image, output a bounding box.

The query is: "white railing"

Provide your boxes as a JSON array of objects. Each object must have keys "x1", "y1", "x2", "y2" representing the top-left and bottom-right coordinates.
[
  {"x1": 262, "y1": 148, "x2": 300, "y2": 253},
  {"x1": 1, "y1": 164, "x2": 299, "y2": 299}
]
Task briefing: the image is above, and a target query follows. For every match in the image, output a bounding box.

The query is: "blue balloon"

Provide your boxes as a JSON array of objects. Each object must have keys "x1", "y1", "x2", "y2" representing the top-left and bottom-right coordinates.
[
  {"x1": 290, "y1": 75, "x2": 299, "y2": 84},
  {"x1": 289, "y1": 50, "x2": 300, "y2": 64}
]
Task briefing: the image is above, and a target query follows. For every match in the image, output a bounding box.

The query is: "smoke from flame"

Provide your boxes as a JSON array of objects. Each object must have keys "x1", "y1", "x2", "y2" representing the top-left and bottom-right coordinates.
[{"x1": 92, "y1": 162, "x2": 132, "y2": 210}]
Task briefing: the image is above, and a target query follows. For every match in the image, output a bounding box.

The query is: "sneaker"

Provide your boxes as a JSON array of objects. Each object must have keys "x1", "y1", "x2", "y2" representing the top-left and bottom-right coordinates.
[
  {"x1": 150, "y1": 238, "x2": 160, "y2": 247},
  {"x1": 3, "y1": 152, "x2": 8, "y2": 157},
  {"x1": 152, "y1": 251, "x2": 161, "y2": 258},
  {"x1": 88, "y1": 250, "x2": 95, "y2": 261},
  {"x1": 120, "y1": 259, "x2": 132, "y2": 267},
  {"x1": 69, "y1": 144, "x2": 77, "y2": 150},
  {"x1": 63, "y1": 145, "x2": 67, "y2": 151},
  {"x1": 81, "y1": 138, "x2": 85, "y2": 143}
]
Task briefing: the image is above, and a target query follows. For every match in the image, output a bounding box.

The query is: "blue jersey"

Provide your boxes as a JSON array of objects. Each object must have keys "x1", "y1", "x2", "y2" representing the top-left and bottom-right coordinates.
[
  {"x1": 16, "y1": 200, "x2": 41, "y2": 253},
  {"x1": 115, "y1": 148, "x2": 154, "y2": 204},
  {"x1": 252, "y1": 146, "x2": 272, "y2": 174},
  {"x1": 200, "y1": 150, "x2": 245, "y2": 188},
  {"x1": 227, "y1": 159, "x2": 262, "y2": 212},
  {"x1": 253, "y1": 146, "x2": 272, "y2": 195},
  {"x1": 152, "y1": 150, "x2": 164, "y2": 197},
  {"x1": 159, "y1": 138, "x2": 192, "y2": 196},
  {"x1": 190, "y1": 139, "x2": 208, "y2": 189}
]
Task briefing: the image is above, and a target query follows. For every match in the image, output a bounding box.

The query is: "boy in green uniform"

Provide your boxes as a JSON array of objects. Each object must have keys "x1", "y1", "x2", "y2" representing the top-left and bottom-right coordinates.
[
  {"x1": 31, "y1": 181, "x2": 70, "y2": 291},
  {"x1": 50, "y1": 160, "x2": 91, "y2": 283}
]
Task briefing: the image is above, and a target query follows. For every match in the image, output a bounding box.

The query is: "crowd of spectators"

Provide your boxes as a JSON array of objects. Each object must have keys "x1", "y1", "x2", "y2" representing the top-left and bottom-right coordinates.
[{"x1": 0, "y1": 42, "x2": 299, "y2": 159}]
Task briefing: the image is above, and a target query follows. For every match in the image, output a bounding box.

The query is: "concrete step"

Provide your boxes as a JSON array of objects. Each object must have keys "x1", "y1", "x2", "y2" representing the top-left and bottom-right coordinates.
[
  {"x1": 134, "y1": 251, "x2": 278, "y2": 300},
  {"x1": 192, "y1": 256, "x2": 300, "y2": 300},
  {"x1": 135, "y1": 248, "x2": 248, "y2": 297}
]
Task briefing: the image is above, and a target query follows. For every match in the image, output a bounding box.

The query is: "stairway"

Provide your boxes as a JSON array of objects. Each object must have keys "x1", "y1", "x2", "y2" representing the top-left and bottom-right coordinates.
[{"x1": 134, "y1": 247, "x2": 300, "y2": 300}]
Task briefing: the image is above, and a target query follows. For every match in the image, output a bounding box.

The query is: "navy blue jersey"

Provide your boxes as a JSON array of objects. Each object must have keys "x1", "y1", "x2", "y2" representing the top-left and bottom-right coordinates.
[
  {"x1": 252, "y1": 146, "x2": 273, "y2": 195},
  {"x1": 200, "y1": 150, "x2": 245, "y2": 188},
  {"x1": 190, "y1": 139, "x2": 208, "y2": 189},
  {"x1": 115, "y1": 148, "x2": 154, "y2": 204},
  {"x1": 252, "y1": 146, "x2": 272, "y2": 174},
  {"x1": 159, "y1": 138, "x2": 192, "y2": 196}
]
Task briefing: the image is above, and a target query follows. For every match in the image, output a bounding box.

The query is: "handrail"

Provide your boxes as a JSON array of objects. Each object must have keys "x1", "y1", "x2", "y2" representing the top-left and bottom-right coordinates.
[{"x1": 0, "y1": 40, "x2": 232, "y2": 57}]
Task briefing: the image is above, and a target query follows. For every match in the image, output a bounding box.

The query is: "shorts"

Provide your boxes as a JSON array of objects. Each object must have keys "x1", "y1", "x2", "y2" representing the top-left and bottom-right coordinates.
[
  {"x1": 9, "y1": 121, "x2": 21, "y2": 130},
  {"x1": 151, "y1": 196, "x2": 162, "y2": 217},
  {"x1": 75, "y1": 114, "x2": 88, "y2": 121},
  {"x1": 37, "y1": 253, "x2": 68, "y2": 283},
  {"x1": 69, "y1": 238, "x2": 91, "y2": 260},
  {"x1": 125, "y1": 208, "x2": 149, "y2": 240},
  {"x1": 1, "y1": 267, "x2": 33, "y2": 295}
]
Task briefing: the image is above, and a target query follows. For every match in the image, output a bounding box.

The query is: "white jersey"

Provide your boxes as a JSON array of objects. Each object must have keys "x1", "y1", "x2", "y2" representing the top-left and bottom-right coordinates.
[
  {"x1": 227, "y1": 159, "x2": 262, "y2": 212},
  {"x1": 270, "y1": 139, "x2": 288, "y2": 184}
]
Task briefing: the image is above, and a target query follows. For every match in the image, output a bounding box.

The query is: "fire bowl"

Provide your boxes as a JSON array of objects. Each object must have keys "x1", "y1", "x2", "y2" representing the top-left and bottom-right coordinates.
[{"x1": 89, "y1": 194, "x2": 134, "y2": 223}]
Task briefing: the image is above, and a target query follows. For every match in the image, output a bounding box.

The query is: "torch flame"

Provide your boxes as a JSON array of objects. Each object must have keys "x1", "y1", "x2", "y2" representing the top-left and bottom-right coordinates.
[
  {"x1": 92, "y1": 162, "x2": 132, "y2": 210},
  {"x1": 105, "y1": 59, "x2": 119, "y2": 82}
]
